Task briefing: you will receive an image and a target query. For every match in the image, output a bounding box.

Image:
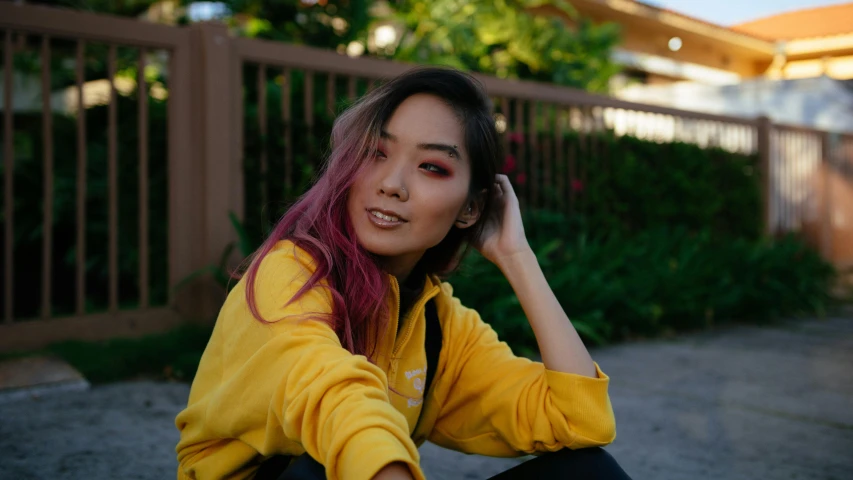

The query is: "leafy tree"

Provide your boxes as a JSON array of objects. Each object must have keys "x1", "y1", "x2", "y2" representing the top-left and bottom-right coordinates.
[
  {"x1": 387, "y1": 0, "x2": 621, "y2": 91},
  {"x1": 29, "y1": 0, "x2": 621, "y2": 91},
  {"x1": 206, "y1": 0, "x2": 371, "y2": 50}
]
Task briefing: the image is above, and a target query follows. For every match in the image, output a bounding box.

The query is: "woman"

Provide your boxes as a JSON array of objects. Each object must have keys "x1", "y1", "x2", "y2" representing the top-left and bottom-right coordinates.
[{"x1": 175, "y1": 67, "x2": 629, "y2": 480}]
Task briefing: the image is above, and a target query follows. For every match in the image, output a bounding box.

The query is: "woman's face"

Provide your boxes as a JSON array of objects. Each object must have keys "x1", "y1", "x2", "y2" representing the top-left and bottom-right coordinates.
[{"x1": 347, "y1": 93, "x2": 474, "y2": 277}]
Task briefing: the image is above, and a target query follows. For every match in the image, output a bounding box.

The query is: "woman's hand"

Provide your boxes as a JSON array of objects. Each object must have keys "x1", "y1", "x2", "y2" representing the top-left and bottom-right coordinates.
[
  {"x1": 371, "y1": 462, "x2": 415, "y2": 480},
  {"x1": 473, "y1": 174, "x2": 531, "y2": 267}
]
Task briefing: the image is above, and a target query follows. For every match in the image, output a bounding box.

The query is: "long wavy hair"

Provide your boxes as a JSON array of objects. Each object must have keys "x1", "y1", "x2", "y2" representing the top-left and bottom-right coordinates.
[{"x1": 243, "y1": 67, "x2": 502, "y2": 359}]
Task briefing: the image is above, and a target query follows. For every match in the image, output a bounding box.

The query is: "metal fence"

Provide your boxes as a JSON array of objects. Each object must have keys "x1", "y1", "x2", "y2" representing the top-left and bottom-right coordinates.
[{"x1": 1, "y1": 3, "x2": 851, "y2": 351}]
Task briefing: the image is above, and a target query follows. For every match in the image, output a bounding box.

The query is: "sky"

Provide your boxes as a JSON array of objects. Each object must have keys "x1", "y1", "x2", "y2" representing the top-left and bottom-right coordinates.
[{"x1": 645, "y1": 0, "x2": 852, "y2": 25}]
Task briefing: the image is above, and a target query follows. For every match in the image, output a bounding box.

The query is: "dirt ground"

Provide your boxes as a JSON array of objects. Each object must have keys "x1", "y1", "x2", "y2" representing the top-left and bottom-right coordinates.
[{"x1": 2, "y1": 316, "x2": 852, "y2": 479}]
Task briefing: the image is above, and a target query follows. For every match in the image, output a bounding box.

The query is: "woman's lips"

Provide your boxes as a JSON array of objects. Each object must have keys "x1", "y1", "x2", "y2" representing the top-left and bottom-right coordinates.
[{"x1": 366, "y1": 209, "x2": 407, "y2": 228}]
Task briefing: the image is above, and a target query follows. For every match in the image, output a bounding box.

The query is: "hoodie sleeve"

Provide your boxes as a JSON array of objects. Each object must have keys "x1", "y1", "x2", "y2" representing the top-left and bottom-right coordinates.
[
  {"x1": 175, "y1": 244, "x2": 423, "y2": 480},
  {"x1": 427, "y1": 287, "x2": 616, "y2": 457}
]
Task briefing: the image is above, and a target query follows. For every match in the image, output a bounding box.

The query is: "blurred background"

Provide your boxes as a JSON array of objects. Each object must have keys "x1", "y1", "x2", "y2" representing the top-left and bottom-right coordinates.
[{"x1": 1, "y1": 1, "x2": 852, "y2": 479}]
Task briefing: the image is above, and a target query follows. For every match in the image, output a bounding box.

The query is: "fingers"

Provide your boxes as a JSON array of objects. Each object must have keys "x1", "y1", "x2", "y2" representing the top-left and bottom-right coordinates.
[{"x1": 494, "y1": 174, "x2": 517, "y2": 200}]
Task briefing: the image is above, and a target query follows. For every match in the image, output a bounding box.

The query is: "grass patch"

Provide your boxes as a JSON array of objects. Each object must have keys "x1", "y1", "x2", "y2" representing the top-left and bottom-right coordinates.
[{"x1": 1, "y1": 323, "x2": 213, "y2": 384}]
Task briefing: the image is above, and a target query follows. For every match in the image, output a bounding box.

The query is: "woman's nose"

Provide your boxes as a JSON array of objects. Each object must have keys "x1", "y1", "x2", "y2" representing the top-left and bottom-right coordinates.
[{"x1": 377, "y1": 162, "x2": 409, "y2": 201}]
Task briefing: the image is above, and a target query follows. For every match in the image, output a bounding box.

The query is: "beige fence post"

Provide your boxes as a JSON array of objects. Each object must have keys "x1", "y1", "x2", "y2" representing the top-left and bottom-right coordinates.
[
  {"x1": 168, "y1": 28, "x2": 206, "y2": 320},
  {"x1": 757, "y1": 116, "x2": 773, "y2": 237},
  {"x1": 187, "y1": 22, "x2": 241, "y2": 320},
  {"x1": 820, "y1": 132, "x2": 835, "y2": 262}
]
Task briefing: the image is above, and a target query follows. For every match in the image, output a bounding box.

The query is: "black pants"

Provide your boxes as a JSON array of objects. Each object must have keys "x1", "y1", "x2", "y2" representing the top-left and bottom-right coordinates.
[{"x1": 257, "y1": 447, "x2": 632, "y2": 479}]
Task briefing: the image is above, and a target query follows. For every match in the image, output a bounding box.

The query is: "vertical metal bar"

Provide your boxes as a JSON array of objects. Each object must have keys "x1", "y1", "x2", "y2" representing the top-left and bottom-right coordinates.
[
  {"x1": 347, "y1": 75, "x2": 356, "y2": 102},
  {"x1": 75, "y1": 40, "x2": 87, "y2": 315},
  {"x1": 820, "y1": 132, "x2": 833, "y2": 259},
  {"x1": 601, "y1": 110, "x2": 610, "y2": 174},
  {"x1": 327, "y1": 73, "x2": 336, "y2": 117},
  {"x1": 528, "y1": 102, "x2": 538, "y2": 209},
  {"x1": 541, "y1": 104, "x2": 553, "y2": 210},
  {"x1": 138, "y1": 49, "x2": 149, "y2": 309},
  {"x1": 554, "y1": 105, "x2": 564, "y2": 209},
  {"x1": 794, "y1": 133, "x2": 802, "y2": 228},
  {"x1": 514, "y1": 98, "x2": 525, "y2": 207},
  {"x1": 41, "y1": 36, "x2": 54, "y2": 319},
  {"x1": 3, "y1": 31, "x2": 14, "y2": 323},
  {"x1": 233, "y1": 58, "x2": 245, "y2": 221},
  {"x1": 581, "y1": 106, "x2": 592, "y2": 213},
  {"x1": 567, "y1": 107, "x2": 577, "y2": 211},
  {"x1": 281, "y1": 69, "x2": 292, "y2": 194},
  {"x1": 777, "y1": 130, "x2": 785, "y2": 231},
  {"x1": 780, "y1": 130, "x2": 787, "y2": 232},
  {"x1": 500, "y1": 97, "x2": 510, "y2": 168},
  {"x1": 107, "y1": 45, "x2": 118, "y2": 313},
  {"x1": 802, "y1": 133, "x2": 810, "y2": 227},
  {"x1": 735, "y1": 124, "x2": 739, "y2": 152},
  {"x1": 674, "y1": 116, "x2": 682, "y2": 145},
  {"x1": 787, "y1": 132, "x2": 794, "y2": 230},
  {"x1": 734, "y1": 124, "x2": 740, "y2": 152},
  {"x1": 783, "y1": 132, "x2": 790, "y2": 230},
  {"x1": 304, "y1": 71, "x2": 314, "y2": 128},
  {"x1": 808, "y1": 133, "x2": 816, "y2": 226},
  {"x1": 257, "y1": 64, "x2": 268, "y2": 209},
  {"x1": 304, "y1": 70, "x2": 315, "y2": 165}
]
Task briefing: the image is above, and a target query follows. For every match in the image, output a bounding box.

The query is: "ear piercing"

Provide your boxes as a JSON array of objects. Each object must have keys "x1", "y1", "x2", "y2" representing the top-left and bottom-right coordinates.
[{"x1": 457, "y1": 205, "x2": 473, "y2": 225}]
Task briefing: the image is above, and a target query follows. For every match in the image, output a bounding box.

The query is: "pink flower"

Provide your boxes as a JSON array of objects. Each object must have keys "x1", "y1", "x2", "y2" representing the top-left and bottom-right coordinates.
[
  {"x1": 515, "y1": 173, "x2": 527, "y2": 185},
  {"x1": 507, "y1": 132, "x2": 525, "y2": 143},
  {"x1": 501, "y1": 155, "x2": 516, "y2": 174},
  {"x1": 571, "y1": 178, "x2": 585, "y2": 193}
]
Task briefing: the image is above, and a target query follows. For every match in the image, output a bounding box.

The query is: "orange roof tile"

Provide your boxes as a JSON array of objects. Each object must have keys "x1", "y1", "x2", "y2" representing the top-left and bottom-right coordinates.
[{"x1": 732, "y1": 2, "x2": 853, "y2": 41}]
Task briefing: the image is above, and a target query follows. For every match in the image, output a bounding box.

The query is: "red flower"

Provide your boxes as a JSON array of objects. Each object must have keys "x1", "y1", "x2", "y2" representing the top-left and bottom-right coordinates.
[
  {"x1": 571, "y1": 178, "x2": 585, "y2": 193},
  {"x1": 507, "y1": 132, "x2": 524, "y2": 144},
  {"x1": 515, "y1": 173, "x2": 527, "y2": 185},
  {"x1": 501, "y1": 155, "x2": 516, "y2": 174}
]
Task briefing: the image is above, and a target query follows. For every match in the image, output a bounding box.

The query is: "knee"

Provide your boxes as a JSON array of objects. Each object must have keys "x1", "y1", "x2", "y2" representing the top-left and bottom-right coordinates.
[{"x1": 544, "y1": 447, "x2": 632, "y2": 479}]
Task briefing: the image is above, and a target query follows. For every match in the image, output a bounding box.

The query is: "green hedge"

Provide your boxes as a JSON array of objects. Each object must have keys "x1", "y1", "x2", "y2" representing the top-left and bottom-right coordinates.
[
  {"x1": 510, "y1": 131, "x2": 762, "y2": 240},
  {"x1": 450, "y1": 217, "x2": 835, "y2": 353}
]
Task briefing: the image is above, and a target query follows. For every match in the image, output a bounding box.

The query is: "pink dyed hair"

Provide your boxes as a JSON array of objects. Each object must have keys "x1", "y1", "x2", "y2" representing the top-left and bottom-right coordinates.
[{"x1": 243, "y1": 67, "x2": 501, "y2": 359}]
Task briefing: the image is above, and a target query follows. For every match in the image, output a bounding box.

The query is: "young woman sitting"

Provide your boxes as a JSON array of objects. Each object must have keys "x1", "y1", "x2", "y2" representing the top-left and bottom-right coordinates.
[{"x1": 175, "y1": 67, "x2": 631, "y2": 480}]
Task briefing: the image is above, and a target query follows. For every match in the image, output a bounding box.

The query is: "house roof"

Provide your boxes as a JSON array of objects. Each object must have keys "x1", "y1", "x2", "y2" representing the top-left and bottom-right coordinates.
[
  {"x1": 732, "y1": 2, "x2": 853, "y2": 41},
  {"x1": 564, "y1": 0, "x2": 776, "y2": 54}
]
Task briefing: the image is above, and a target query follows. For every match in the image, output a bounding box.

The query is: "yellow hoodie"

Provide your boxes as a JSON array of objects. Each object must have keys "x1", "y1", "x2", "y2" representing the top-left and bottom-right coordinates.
[{"x1": 175, "y1": 241, "x2": 616, "y2": 480}]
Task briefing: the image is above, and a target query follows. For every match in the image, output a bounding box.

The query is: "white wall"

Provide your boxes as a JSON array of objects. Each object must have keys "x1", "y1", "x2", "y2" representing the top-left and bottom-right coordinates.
[{"x1": 616, "y1": 76, "x2": 853, "y2": 133}]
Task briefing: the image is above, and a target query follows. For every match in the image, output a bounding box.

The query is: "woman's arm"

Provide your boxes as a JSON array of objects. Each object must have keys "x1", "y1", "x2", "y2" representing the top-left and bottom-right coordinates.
[
  {"x1": 427, "y1": 290, "x2": 615, "y2": 456},
  {"x1": 475, "y1": 174, "x2": 596, "y2": 378},
  {"x1": 497, "y1": 249, "x2": 596, "y2": 377},
  {"x1": 372, "y1": 462, "x2": 415, "y2": 480}
]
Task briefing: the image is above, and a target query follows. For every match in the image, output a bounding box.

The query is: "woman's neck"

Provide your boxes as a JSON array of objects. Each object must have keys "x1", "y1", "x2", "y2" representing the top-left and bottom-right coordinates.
[{"x1": 378, "y1": 251, "x2": 425, "y2": 285}]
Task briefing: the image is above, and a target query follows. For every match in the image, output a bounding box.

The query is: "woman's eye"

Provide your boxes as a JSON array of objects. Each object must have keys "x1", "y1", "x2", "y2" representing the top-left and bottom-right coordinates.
[
  {"x1": 421, "y1": 163, "x2": 449, "y2": 176},
  {"x1": 373, "y1": 150, "x2": 387, "y2": 159}
]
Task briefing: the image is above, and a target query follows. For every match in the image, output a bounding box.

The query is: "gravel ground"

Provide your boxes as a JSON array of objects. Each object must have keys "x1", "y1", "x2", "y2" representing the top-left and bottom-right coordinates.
[{"x1": 2, "y1": 315, "x2": 851, "y2": 479}]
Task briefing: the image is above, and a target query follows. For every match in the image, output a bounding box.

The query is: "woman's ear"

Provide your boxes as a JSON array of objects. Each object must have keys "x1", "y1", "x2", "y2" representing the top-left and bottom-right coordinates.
[{"x1": 455, "y1": 190, "x2": 487, "y2": 229}]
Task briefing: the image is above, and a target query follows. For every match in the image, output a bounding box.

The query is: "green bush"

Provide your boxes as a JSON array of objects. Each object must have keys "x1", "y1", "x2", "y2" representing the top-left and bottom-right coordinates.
[
  {"x1": 43, "y1": 323, "x2": 213, "y2": 384},
  {"x1": 510, "y1": 131, "x2": 762, "y2": 240},
  {"x1": 449, "y1": 217, "x2": 836, "y2": 353}
]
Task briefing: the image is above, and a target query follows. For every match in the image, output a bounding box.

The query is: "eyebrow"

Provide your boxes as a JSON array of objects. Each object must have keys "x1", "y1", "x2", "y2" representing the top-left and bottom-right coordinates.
[{"x1": 380, "y1": 130, "x2": 462, "y2": 161}]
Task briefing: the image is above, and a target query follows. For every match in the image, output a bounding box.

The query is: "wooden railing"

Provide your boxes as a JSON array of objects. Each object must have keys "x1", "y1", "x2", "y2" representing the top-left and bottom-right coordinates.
[{"x1": 1, "y1": 3, "x2": 851, "y2": 351}]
